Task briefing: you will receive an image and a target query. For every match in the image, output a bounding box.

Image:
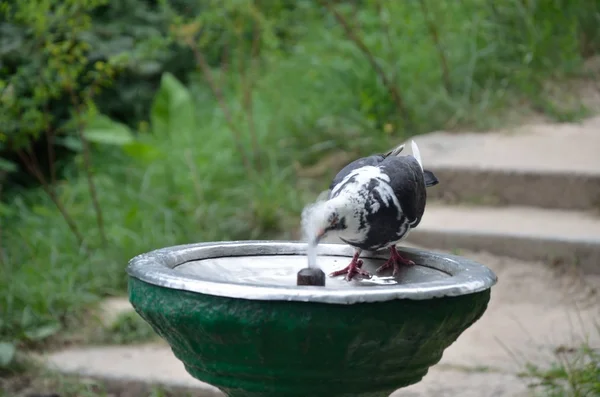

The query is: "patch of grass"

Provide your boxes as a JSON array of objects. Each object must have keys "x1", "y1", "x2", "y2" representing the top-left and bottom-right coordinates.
[
  {"x1": 0, "y1": 366, "x2": 198, "y2": 397},
  {"x1": 94, "y1": 311, "x2": 157, "y2": 345},
  {"x1": 437, "y1": 363, "x2": 498, "y2": 374},
  {"x1": 520, "y1": 343, "x2": 600, "y2": 397},
  {"x1": 0, "y1": 372, "x2": 107, "y2": 397}
]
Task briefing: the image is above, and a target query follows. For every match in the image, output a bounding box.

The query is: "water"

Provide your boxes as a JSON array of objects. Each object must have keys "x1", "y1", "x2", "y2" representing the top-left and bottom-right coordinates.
[
  {"x1": 176, "y1": 255, "x2": 450, "y2": 288},
  {"x1": 307, "y1": 241, "x2": 318, "y2": 269},
  {"x1": 300, "y1": 200, "x2": 326, "y2": 269}
]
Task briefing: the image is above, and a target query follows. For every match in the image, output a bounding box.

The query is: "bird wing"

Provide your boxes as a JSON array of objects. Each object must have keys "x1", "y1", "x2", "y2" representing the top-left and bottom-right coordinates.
[
  {"x1": 327, "y1": 154, "x2": 385, "y2": 195},
  {"x1": 324, "y1": 142, "x2": 408, "y2": 199},
  {"x1": 380, "y1": 155, "x2": 427, "y2": 228}
]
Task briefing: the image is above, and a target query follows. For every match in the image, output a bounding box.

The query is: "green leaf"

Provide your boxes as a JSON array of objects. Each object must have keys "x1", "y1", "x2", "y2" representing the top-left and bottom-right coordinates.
[
  {"x1": 24, "y1": 323, "x2": 61, "y2": 341},
  {"x1": 0, "y1": 342, "x2": 16, "y2": 367},
  {"x1": 20, "y1": 307, "x2": 34, "y2": 329},
  {"x1": 0, "y1": 157, "x2": 17, "y2": 172},
  {"x1": 150, "y1": 72, "x2": 196, "y2": 138},
  {"x1": 84, "y1": 114, "x2": 134, "y2": 146},
  {"x1": 55, "y1": 136, "x2": 83, "y2": 152},
  {"x1": 31, "y1": 205, "x2": 53, "y2": 217},
  {"x1": 136, "y1": 61, "x2": 163, "y2": 76},
  {"x1": 0, "y1": 202, "x2": 14, "y2": 217},
  {"x1": 122, "y1": 141, "x2": 162, "y2": 163}
]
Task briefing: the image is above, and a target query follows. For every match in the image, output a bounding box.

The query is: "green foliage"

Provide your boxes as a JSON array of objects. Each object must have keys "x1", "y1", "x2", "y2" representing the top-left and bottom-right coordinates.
[
  {"x1": 0, "y1": 341, "x2": 15, "y2": 368},
  {"x1": 3, "y1": 0, "x2": 600, "y2": 177},
  {"x1": 0, "y1": 0, "x2": 199, "y2": 180},
  {"x1": 0, "y1": 368, "x2": 196, "y2": 397},
  {"x1": 0, "y1": 0, "x2": 118, "y2": 150},
  {"x1": 83, "y1": 113, "x2": 135, "y2": 146},
  {"x1": 0, "y1": 72, "x2": 308, "y2": 348},
  {"x1": 0, "y1": 158, "x2": 16, "y2": 172},
  {"x1": 97, "y1": 311, "x2": 156, "y2": 345},
  {"x1": 150, "y1": 72, "x2": 196, "y2": 140},
  {"x1": 80, "y1": 0, "x2": 200, "y2": 127},
  {"x1": 0, "y1": 0, "x2": 309, "y2": 179},
  {"x1": 522, "y1": 342, "x2": 600, "y2": 397},
  {"x1": 465, "y1": 0, "x2": 600, "y2": 118},
  {"x1": 1, "y1": 370, "x2": 110, "y2": 396}
]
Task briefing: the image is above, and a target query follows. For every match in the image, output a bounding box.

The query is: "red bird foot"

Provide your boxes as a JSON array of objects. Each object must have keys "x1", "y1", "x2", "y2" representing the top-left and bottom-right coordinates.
[
  {"x1": 376, "y1": 246, "x2": 415, "y2": 276},
  {"x1": 329, "y1": 252, "x2": 371, "y2": 281}
]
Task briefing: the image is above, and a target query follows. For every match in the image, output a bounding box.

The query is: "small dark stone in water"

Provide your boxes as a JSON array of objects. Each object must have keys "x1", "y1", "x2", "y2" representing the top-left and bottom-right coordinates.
[{"x1": 297, "y1": 268, "x2": 326, "y2": 286}]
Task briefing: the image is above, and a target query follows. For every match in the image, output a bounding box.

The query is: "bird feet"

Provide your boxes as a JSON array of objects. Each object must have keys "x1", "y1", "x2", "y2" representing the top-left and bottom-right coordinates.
[
  {"x1": 329, "y1": 253, "x2": 371, "y2": 281},
  {"x1": 376, "y1": 246, "x2": 415, "y2": 276}
]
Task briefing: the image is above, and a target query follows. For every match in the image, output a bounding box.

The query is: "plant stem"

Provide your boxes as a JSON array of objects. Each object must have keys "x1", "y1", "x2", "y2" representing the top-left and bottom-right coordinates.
[
  {"x1": 374, "y1": 0, "x2": 398, "y2": 84},
  {"x1": 67, "y1": 87, "x2": 108, "y2": 247},
  {"x1": 419, "y1": 0, "x2": 452, "y2": 94},
  {"x1": 187, "y1": 38, "x2": 253, "y2": 173},
  {"x1": 375, "y1": 0, "x2": 394, "y2": 58},
  {"x1": 16, "y1": 149, "x2": 85, "y2": 248},
  {"x1": 319, "y1": 0, "x2": 412, "y2": 128},
  {"x1": 0, "y1": 174, "x2": 4, "y2": 263},
  {"x1": 77, "y1": 129, "x2": 107, "y2": 247},
  {"x1": 43, "y1": 106, "x2": 57, "y2": 185},
  {"x1": 183, "y1": 149, "x2": 203, "y2": 203},
  {"x1": 220, "y1": 35, "x2": 231, "y2": 89},
  {"x1": 240, "y1": 18, "x2": 262, "y2": 171}
]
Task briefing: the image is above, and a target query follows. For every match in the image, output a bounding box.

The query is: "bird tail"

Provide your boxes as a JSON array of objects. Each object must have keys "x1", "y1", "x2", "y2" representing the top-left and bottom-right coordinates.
[
  {"x1": 411, "y1": 140, "x2": 439, "y2": 187},
  {"x1": 384, "y1": 143, "x2": 405, "y2": 158},
  {"x1": 411, "y1": 140, "x2": 423, "y2": 170}
]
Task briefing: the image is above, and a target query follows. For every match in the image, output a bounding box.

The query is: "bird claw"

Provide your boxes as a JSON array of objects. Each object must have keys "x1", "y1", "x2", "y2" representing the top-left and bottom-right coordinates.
[
  {"x1": 329, "y1": 259, "x2": 371, "y2": 281},
  {"x1": 376, "y1": 248, "x2": 415, "y2": 275}
]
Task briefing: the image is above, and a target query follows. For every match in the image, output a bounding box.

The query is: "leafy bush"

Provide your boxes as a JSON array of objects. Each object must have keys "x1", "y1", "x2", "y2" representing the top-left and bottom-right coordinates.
[
  {"x1": 0, "y1": 0, "x2": 314, "y2": 187},
  {"x1": 0, "y1": 0, "x2": 118, "y2": 181},
  {"x1": 0, "y1": 0, "x2": 199, "y2": 185},
  {"x1": 2, "y1": 0, "x2": 600, "y2": 185}
]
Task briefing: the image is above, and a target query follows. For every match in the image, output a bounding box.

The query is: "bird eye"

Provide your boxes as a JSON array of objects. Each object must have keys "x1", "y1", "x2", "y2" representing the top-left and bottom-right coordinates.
[{"x1": 328, "y1": 213, "x2": 338, "y2": 224}]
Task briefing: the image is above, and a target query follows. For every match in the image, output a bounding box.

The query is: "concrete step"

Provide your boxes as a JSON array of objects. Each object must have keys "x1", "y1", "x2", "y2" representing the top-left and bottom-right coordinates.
[
  {"x1": 416, "y1": 116, "x2": 600, "y2": 211},
  {"x1": 40, "y1": 249, "x2": 600, "y2": 397},
  {"x1": 408, "y1": 204, "x2": 600, "y2": 274}
]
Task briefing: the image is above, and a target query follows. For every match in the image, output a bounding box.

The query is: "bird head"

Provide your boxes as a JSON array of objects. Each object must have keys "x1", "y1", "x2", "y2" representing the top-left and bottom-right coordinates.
[{"x1": 303, "y1": 199, "x2": 349, "y2": 245}]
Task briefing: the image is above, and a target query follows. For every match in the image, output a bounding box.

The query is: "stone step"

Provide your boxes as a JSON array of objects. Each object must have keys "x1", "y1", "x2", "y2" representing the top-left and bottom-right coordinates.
[
  {"x1": 408, "y1": 204, "x2": 600, "y2": 274},
  {"x1": 416, "y1": 116, "x2": 600, "y2": 211}
]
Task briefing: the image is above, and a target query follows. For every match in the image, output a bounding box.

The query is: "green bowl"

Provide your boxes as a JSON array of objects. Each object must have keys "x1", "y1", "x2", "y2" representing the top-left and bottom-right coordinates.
[{"x1": 127, "y1": 241, "x2": 497, "y2": 397}]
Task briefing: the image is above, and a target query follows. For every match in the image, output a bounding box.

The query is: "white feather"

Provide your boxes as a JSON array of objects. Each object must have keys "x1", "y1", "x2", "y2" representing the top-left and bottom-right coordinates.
[
  {"x1": 411, "y1": 140, "x2": 423, "y2": 171},
  {"x1": 331, "y1": 166, "x2": 403, "y2": 220}
]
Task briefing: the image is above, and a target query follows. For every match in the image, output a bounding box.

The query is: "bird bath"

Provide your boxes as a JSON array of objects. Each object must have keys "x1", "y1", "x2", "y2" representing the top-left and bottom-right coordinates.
[{"x1": 127, "y1": 240, "x2": 497, "y2": 397}]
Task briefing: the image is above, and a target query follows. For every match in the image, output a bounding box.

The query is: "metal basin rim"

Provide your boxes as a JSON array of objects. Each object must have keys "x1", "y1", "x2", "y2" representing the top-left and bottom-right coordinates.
[{"x1": 126, "y1": 240, "x2": 498, "y2": 304}]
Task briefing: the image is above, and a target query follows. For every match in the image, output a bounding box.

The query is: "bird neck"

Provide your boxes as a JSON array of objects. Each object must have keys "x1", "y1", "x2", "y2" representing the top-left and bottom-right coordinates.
[{"x1": 327, "y1": 195, "x2": 355, "y2": 214}]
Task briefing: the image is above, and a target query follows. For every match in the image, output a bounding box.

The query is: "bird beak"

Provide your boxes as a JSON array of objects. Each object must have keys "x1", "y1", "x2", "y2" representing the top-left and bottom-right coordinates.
[{"x1": 313, "y1": 229, "x2": 326, "y2": 245}]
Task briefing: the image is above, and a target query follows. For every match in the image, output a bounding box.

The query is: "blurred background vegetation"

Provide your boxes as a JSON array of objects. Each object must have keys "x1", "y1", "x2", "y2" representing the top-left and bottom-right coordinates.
[{"x1": 1, "y1": 0, "x2": 600, "y2": 367}]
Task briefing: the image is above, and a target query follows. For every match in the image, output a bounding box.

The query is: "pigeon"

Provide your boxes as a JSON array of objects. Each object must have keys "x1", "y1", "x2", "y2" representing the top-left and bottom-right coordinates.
[{"x1": 306, "y1": 140, "x2": 439, "y2": 281}]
